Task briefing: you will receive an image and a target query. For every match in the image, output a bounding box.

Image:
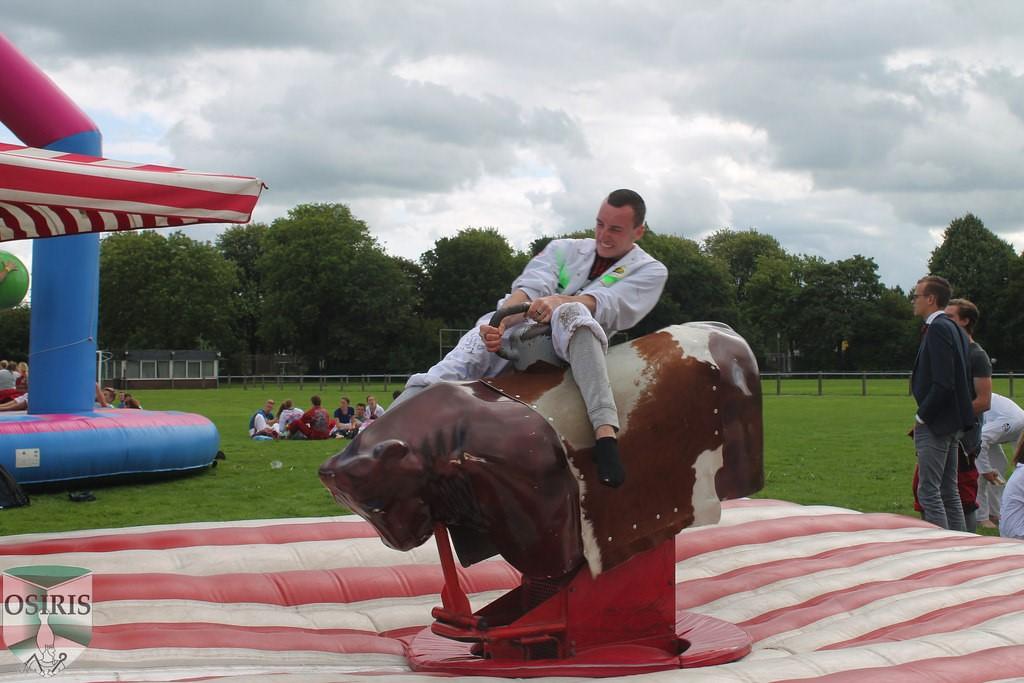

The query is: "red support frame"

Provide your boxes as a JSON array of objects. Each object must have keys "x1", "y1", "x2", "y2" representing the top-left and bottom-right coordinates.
[{"x1": 409, "y1": 527, "x2": 752, "y2": 678}]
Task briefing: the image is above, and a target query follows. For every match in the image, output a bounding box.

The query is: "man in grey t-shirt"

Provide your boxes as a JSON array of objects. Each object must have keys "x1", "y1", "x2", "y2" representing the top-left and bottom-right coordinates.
[
  {"x1": 946, "y1": 299, "x2": 994, "y2": 528},
  {"x1": 0, "y1": 361, "x2": 15, "y2": 390}
]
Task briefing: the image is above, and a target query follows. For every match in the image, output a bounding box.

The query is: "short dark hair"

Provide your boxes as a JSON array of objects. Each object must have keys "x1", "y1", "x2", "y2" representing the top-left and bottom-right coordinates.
[
  {"x1": 917, "y1": 275, "x2": 953, "y2": 308},
  {"x1": 606, "y1": 189, "x2": 646, "y2": 228},
  {"x1": 311, "y1": 395, "x2": 322, "y2": 406},
  {"x1": 947, "y1": 298, "x2": 979, "y2": 336},
  {"x1": 340, "y1": 396, "x2": 350, "y2": 403}
]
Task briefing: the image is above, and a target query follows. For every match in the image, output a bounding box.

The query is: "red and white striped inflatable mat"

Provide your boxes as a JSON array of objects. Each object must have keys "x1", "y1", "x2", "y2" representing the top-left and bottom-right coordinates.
[{"x1": 2, "y1": 499, "x2": 1023, "y2": 682}]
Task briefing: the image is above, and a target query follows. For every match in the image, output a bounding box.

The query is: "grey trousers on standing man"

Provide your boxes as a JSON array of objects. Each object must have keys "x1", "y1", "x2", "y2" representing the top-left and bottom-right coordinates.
[{"x1": 915, "y1": 424, "x2": 967, "y2": 532}]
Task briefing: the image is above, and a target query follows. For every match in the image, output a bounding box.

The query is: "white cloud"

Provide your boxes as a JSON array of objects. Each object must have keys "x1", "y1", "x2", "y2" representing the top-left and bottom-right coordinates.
[{"x1": 1, "y1": 0, "x2": 1024, "y2": 298}]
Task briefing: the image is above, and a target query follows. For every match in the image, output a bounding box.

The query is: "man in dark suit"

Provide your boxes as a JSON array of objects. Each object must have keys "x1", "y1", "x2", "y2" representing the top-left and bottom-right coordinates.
[{"x1": 911, "y1": 275, "x2": 975, "y2": 531}]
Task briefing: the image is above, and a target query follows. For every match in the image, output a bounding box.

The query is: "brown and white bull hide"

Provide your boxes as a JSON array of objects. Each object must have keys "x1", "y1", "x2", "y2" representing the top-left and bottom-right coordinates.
[
  {"x1": 483, "y1": 322, "x2": 762, "y2": 575},
  {"x1": 319, "y1": 322, "x2": 762, "y2": 581}
]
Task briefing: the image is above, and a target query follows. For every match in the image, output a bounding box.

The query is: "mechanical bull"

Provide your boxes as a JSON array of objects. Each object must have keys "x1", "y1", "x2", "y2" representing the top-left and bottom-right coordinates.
[
  {"x1": 318, "y1": 322, "x2": 763, "y2": 675},
  {"x1": 320, "y1": 321, "x2": 762, "y2": 578}
]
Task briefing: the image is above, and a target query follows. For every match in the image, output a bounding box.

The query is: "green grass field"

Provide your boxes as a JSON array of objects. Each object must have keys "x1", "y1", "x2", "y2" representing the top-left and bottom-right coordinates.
[{"x1": 1, "y1": 381, "x2": 1020, "y2": 537}]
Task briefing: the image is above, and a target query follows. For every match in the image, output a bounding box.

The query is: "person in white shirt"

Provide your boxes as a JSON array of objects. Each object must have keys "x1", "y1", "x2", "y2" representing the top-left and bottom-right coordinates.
[
  {"x1": 249, "y1": 399, "x2": 278, "y2": 439},
  {"x1": 396, "y1": 189, "x2": 667, "y2": 489},
  {"x1": 0, "y1": 361, "x2": 15, "y2": 391},
  {"x1": 999, "y1": 437, "x2": 1024, "y2": 539},
  {"x1": 275, "y1": 400, "x2": 305, "y2": 437},
  {"x1": 976, "y1": 393, "x2": 1024, "y2": 526},
  {"x1": 365, "y1": 395, "x2": 386, "y2": 420}
]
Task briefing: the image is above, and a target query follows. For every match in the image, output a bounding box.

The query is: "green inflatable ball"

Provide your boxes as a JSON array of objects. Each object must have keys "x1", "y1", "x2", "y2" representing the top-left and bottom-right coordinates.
[{"x1": 0, "y1": 252, "x2": 29, "y2": 309}]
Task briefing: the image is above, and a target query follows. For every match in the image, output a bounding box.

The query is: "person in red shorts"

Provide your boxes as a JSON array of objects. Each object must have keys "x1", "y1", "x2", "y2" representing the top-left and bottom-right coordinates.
[{"x1": 288, "y1": 395, "x2": 335, "y2": 440}]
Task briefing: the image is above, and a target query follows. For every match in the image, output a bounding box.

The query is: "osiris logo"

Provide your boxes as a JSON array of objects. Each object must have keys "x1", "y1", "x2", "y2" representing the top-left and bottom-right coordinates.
[{"x1": 3, "y1": 594, "x2": 91, "y2": 616}]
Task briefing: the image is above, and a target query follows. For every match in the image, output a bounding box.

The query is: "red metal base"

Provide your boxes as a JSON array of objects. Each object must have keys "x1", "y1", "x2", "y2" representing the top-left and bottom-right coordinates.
[
  {"x1": 408, "y1": 527, "x2": 751, "y2": 677},
  {"x1": 407, "y1": 610, "x2": 751, "y2": 677}
]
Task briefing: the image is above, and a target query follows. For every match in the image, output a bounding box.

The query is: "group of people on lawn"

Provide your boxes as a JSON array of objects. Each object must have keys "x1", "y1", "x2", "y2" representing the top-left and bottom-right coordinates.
[
  {"x1": 249, "y1": 394, "x2": 388, "y2": 441},
  {"x1": 0, "y1": 359, "x2": 28, "y2": 411}
]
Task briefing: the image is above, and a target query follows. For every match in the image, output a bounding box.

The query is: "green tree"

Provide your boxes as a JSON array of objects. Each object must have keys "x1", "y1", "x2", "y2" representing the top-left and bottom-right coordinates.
[
  {"x1": 630, "y1": 232, "x2": 738, "y2": 336},
  {"x1": 1001, "y1": 251, "x2": 1024, "y2": 368},
  {"x1": 787, "y1": 255, "x2": 893, "y2": 370},
  {"x1": 258, "y1": 203, "x2": 430, "y2": 373},
  {"x1": 702, "y1": 229, "x2": 788, "y2": 358},
  {"x1": 217, "y1": 223, "x2": 270, "y2": 355},
  {"x1": 0, "y1": 305, "x2": 30, "y2": 359},
  {"x1": 929, "y1": 214, "x2": 1017, "y2": 367},
  {"x1": 98, "y1": 231, "x2": 239, "y2": 352},
  {"x1": 702, "y1": 229, "x2": 786, "y2": 302},
  {"x1": 420, "y1": 228, "x2": 522, "y2": 328},
  {"x1": 847, "y1": 286, "x2": 918, "y2": 370},
  {"x1": 742, "y1": 254, "x2": 802, "y2": 363},
  {"x1": 166, "y1": 232, "x2": 240, "y2": 352}
]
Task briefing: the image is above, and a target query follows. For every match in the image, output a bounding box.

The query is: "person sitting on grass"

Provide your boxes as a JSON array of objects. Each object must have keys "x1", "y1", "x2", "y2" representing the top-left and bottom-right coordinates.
[
  {"x1": 365, "y1": 395, "x2": 386, "y2": 419},
  {"x1": 13, "y1": 361, "x2": 27, "y2": 393},
  {"x1": 276, "y1": 399, "x2": 304, "y2": 436},
  {"x1": 331, "y1": 397, "x2": 356, "y2": 438},
  {"x1": 249, "y1": 399, "x2": 279, "y2": 440},
  {"x1": 335, "y1": 403, "x2": 367, "y2": 439},
  {"x1": 334, "y1": 397, "x2": 355, "y2": 425},
  {"x1": 0, "y1": 360, "x2": 14, "y2": 391},
  {"x1": 999, "y1": 435, "x2": 1024, "y2": 539},
  {"x1": 0, "y1": 392, "x2": 27, "y2": 412},
  {"x1": 94, "y1": 384, "x2": 115, "y2": 408},
  {"x1": 287, "y1": 395, "x2": 335, "y2": 440},
  {"x1": 0, "y1": 362, "x2": 27, "y2": 403}
]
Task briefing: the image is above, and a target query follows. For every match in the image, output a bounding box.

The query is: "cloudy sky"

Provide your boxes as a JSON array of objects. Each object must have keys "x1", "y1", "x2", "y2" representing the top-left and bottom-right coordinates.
[{"x1": 3, "y1": 1, "x2": 1024, "y2": 289}]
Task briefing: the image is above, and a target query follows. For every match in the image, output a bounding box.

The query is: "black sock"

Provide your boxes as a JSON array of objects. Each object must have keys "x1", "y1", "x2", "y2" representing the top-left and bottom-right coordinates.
[{"x1": 593, "y1": 436, "x2": 625, "y2": 488}]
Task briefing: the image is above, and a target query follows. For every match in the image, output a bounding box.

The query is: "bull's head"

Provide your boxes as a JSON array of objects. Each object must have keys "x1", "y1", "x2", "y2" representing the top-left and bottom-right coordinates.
[{"x1": 319, "y1": 437, "x2": 435, "y2": 551}]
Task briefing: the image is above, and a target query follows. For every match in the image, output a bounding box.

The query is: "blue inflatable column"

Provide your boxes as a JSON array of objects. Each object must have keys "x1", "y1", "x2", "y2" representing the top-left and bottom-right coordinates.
[{"x1": 30, "y1": 130, "x2": 103, "y2": 414}]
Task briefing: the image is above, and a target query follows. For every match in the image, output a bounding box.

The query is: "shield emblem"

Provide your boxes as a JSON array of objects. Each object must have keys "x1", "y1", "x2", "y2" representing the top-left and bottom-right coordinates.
[{"x1": 2, "y1": 565, "x2": 92, "y2": 677}]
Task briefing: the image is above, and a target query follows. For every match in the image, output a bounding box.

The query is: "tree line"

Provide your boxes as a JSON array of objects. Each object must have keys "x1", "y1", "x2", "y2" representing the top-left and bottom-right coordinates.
[{"x1": 0, "y1": 205, "x2": 1020, "y2": 373}]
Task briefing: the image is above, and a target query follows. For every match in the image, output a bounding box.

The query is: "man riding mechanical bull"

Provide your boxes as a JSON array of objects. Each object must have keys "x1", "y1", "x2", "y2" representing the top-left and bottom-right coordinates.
[
  {"x1": 395, "y1": 188, "x2": 667, "y2": 488},
  {"x1": 321, "y1": 188, "x2": 762, "y2": 585}
]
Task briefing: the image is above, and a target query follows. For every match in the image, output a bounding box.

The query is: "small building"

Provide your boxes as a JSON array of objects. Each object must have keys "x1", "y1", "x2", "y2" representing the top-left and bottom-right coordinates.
[{"x1": 99, "y1": 350, "x2": 220, "y2": 389}]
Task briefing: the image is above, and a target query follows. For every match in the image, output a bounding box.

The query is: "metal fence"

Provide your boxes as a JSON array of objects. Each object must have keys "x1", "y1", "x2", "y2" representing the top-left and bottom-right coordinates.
[
  {"x1": 185, "y1": 371, "x2": 1021, "y2": 400},
  {"x1": 760, "y1": 371, "x2": 1018, "y2": 398},
  {"x1": 218, "y1": 374, "x2": 412, "y2": 393}
]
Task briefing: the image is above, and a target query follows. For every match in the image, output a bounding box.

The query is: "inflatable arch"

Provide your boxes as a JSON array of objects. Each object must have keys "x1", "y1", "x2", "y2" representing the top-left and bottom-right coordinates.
[{"x1": 0, "y1": 35, "x2": 262, "y2": 484}]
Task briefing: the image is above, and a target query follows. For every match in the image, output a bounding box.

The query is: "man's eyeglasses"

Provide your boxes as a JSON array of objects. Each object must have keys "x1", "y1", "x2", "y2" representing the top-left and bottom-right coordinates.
[{"x1": 910, "y1": 293, "x2": 927, "y2": 300}]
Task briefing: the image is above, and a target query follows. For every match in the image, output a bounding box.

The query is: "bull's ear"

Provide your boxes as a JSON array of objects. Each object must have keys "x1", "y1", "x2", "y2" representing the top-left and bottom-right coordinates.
[{"x1": 376, "y1": 439, "x2": 424, "y2": 475}]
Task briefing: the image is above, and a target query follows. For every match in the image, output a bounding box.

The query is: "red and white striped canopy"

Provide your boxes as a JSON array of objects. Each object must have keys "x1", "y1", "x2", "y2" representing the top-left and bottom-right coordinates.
[{"x1": 0, "y1": 142, "x2": 264, "y2": 242}]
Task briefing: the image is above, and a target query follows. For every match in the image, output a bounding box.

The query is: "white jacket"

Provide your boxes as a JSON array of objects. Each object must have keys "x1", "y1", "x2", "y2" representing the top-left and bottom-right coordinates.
[
  {"x1": 976, "y1": 393, "x2": 1024, "y2": 473},
  {"x1": 509, "y1": 239, "x2": 667, "y2": 335}
]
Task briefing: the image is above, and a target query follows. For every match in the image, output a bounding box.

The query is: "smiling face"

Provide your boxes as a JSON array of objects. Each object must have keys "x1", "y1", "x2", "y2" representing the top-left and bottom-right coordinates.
[{"x1": 594, "y1": 200, "x2": 645, "y2": 259}]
